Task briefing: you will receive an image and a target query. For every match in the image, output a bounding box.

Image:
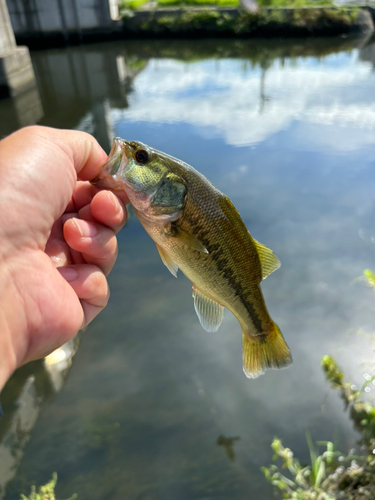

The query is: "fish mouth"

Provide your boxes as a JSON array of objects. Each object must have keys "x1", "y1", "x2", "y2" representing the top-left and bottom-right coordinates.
[{"x1": 91, "y1": 137, "x2": 130, "y2": 189}]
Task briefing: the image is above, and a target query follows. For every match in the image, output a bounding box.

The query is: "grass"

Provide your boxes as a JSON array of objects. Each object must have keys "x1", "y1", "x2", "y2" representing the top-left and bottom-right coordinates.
[
  {"x1": 120, "y1": 0, "x2": 360, "y2": 36},
  {"x1": 258, "y1": 0, "x2": 334, "y2": 7},
  {"x1": 120, "y1": 0, "x2": 240, "y2": 9},
  {"x1": 262, "y1": 437, "x2": 345, "y2": 500},
  {"x1": 262, "y1": 356, "x2": 375, "y2": 500},
  {"x1": 122, "y1": 7, "x2": 359, "y2": 35},
  {"x1": 121, "y1": 0, "x2": 149, "y2": 9},
  {"x1": 157, "y1": 0, "x2": 240, "y2": 7},
  {"x1": 19, "y1": 474, "x2": 76, "y2": 500},
  {"x1": 119, "y1": 0, "x2": 336, "y2": 10}
]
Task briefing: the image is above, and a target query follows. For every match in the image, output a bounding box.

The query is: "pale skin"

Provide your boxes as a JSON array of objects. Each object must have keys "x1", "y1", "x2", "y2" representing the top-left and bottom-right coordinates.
[{"x1": 0, "y1": 126, "x2": 129, "y2": 392}]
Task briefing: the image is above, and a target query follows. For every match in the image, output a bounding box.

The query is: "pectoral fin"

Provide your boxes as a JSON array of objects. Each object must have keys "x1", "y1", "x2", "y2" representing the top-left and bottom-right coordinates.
[
  {"x1": 166, "y1": 224, "x2": 208, "y2": 254},
  {"x1": 253, "y1": 239, "x2": 280, "y2": 280},
  {"x1": 192, "y1": 286, "x2": 224, "y2": 332},
  {"x1": 155, "y1": 243, "x2": 179, "y2": 278}
]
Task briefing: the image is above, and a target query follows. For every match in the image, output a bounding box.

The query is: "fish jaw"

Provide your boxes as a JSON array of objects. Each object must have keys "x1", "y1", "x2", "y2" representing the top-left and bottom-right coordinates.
[
  {"x1": 92, "y1": 138, "x2": 185, "y2": 221},
  {"x1": 91, "y1": 137, "x2": 131, "y2": 191},
  {"x1": 90, "y1": 138, "x2": 161, "y2": 213}
]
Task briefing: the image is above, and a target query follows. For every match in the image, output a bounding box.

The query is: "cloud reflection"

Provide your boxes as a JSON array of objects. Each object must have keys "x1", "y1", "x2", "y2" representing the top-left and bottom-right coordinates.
[{"x1": 112, "y1": 54, "x2": 374, "y2": 149}]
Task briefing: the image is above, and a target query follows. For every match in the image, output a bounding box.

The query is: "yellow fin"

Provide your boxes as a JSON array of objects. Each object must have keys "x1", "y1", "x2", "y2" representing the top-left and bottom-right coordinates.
[
  {"x1": 192, "y1": 286, "x2": 224, "y2": 332},
  {"x1": 253, "y1": 239, "x2": 280, "y2": 280},
  {"x1": 242, "y1": 323, "x2": 292, "y2": 378},
  {"x1": 155, "y1": 243, "x2": 178, "y2": 278},
  {"x1": 167, "y1": 225, "x2": 208, "y2": 254}
]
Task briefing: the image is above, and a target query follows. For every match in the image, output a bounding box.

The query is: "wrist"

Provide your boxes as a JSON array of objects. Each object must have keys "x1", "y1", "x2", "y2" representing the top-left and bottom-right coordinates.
[
  {"x1": 0, "y1": 260, "x2": 21, "y2": 392},
  {"x1": 0, "y1": 320, "x2": 16, "y2": 392}
]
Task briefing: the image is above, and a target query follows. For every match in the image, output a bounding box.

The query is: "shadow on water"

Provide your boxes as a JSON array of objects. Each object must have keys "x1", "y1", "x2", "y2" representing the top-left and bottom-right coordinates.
[
  {"x1": 2, "y1": 33, "x2": 375, "y2": 500},
  {"x1": 217, "y1": 435, "x2": 241, "y2": 462}
]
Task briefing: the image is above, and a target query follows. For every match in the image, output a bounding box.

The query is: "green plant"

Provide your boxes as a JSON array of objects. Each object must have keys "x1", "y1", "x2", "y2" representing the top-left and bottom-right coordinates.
[
  {"x1": 258, "y1": 0, "x2": 334, "y2": 7},
  {"x1": 363, "y1": 269, "x2": 375, "y2": 290},
  {"x1": 262, "y1": 436, "x2": 344, "y2": 499},
  {"x1": 20, "y1": 474, "x2": 77, "y2": 500},
  {"x1": 263, "y1": 356, "x2": 375, "y2": 499},
  {"x1": 119, "y1": 0, "x2": 149, "y2": 11}
]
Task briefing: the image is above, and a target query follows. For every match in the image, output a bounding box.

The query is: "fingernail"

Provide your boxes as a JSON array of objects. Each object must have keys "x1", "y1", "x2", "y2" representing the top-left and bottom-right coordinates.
[
  {"x1": 107, "y1": 192, "x2": 121, "y2": 215},
  {"x1": 59, "y1": 266, "x2": 78, "y2": 282},
  {"x1": 72, "y1": 218, "x2": 97, "y2": 238}
]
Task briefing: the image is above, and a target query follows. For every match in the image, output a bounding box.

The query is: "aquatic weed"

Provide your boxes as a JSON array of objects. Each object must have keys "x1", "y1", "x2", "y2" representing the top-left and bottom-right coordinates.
[
  {"x1": 363, "y1": 269, "x2": 375, "y2": 290},
  {"x1": 263, "y1": 357, "x2": 375, "y2": 499},
  {"x1": 19, "y1": 474, "x2": 77, "y2": 500},
  {"x1": 262, "y1": 436, "x2": 343, "y2": 499}
]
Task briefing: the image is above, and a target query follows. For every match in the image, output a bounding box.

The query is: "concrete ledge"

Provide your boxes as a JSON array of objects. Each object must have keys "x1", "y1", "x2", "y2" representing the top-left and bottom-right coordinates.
[{"x1": 0, "y1": 46, "x2": 36, "y2": 97}]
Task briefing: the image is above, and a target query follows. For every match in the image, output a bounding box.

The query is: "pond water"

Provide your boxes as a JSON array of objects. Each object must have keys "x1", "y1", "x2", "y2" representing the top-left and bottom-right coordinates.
[{"x1": 1, "y1": 35, "x2": 375, "y2": 499}]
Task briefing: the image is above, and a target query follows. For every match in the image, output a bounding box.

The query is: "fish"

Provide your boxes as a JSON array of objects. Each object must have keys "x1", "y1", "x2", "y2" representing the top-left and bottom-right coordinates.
[{"x1": 91, "y1": 138, "x2": 292, "y2": 378}]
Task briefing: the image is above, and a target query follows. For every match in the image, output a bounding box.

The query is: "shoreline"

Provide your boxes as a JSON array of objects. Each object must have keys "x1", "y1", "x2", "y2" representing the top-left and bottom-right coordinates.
[
  {"x1": 13, "y1": 6, "x2": 374, "y2": 48},
  {"x1": 122, "y1": 5, "x2": 374, "y2": 38}
]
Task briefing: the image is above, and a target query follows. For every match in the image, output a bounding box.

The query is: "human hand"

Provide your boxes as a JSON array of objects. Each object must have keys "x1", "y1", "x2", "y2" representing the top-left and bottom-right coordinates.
[{"x1": 0, "y1": 126, "x2": 128, "y2": 390}]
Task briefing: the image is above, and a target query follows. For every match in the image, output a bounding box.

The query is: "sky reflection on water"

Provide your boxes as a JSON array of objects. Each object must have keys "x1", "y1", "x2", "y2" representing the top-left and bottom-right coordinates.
[
  {"x1": 2, "y1": 36, "x2": 375, "y2": 500},
  {"x1": 112, "y1": 50, "x2": 375, "y2": 149}
]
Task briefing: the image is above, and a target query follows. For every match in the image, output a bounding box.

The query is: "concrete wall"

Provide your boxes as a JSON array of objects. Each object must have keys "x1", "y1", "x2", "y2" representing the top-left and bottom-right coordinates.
[
  {"x1": 0, "y1": 0, "x2": 16, "y2": 51},
  {"x1": 6, "y1": 0, "x2": 116, "y2": 38},
  {"x1": 0, "y1": 0, "x2": 38, "y2": 98}
]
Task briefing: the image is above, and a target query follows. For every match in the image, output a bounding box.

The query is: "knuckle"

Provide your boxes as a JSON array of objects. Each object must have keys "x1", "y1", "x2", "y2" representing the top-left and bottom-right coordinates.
[
  {"x1": 94, "y1": 237, "x2": 118, "y2": 262},
  {"x1": 89, "y1": 270, "x2": 110, "y2": 306},
  {"x1": 89, "y1": 269, "x2": 106, "y2": 290}
]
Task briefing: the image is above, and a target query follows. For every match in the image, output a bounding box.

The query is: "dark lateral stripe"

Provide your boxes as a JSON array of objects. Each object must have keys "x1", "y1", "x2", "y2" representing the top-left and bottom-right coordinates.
[
  {"x1": 213, "y1": 254, "x2": 263, "y2": 333},
  {"x1": 187, "y1": 211, "x2": 264, "y2": 334}
]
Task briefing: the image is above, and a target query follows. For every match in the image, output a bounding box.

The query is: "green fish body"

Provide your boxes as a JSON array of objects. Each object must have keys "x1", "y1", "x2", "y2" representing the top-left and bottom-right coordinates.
[{"x1": 92, "y1": 138, "x2": 292, "y2": 378}]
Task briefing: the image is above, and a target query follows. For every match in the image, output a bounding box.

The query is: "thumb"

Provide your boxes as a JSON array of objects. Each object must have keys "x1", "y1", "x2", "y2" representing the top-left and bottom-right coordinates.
[{"x1": 48, "y1": 127, "x2": 109, "y2": 180}]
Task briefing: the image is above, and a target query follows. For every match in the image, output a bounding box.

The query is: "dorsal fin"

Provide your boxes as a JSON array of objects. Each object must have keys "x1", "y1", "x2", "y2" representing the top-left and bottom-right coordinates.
[{"x1": 253, "y1": 239, "x2": 280, "y2": 280}]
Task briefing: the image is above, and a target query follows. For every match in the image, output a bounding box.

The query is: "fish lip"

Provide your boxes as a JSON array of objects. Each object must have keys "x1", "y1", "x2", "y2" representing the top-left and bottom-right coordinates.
[
  {"x1": 90, "y1": 139, "x2": 148, "y2": 189},
  {"x1": 90, "y1": 175, "x2": 101, "y2": 186},
  {"x1": 90, "y1": 137, "x2": 130, "y2": 189}
]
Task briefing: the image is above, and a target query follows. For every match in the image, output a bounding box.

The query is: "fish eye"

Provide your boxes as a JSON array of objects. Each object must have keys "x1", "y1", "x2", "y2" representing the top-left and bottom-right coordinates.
[{"x1": 134, "y1": 149, "x2": 149, "y2": 164}]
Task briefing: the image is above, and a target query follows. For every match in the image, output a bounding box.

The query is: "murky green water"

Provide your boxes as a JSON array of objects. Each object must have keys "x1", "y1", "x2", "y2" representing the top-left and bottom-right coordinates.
[{"x1": 2, "y1": 35, "x2": 375, "y2": 499}]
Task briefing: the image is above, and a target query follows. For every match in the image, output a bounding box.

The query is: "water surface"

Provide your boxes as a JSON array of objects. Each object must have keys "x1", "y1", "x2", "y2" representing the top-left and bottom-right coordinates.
[{"x1": 2, "y1": 36, "x2": 375, "y2": 499}]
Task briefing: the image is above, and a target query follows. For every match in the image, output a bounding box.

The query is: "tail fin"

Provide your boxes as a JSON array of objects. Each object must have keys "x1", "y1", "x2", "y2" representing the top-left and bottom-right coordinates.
[{"x1": 242, "y1": 323, "x2": 292, "y2": 379}]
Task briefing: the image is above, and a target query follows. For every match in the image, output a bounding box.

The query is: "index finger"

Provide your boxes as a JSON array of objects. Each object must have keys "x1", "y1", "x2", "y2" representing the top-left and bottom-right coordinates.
[{"x1": 52, "y1": 128, "x2": 108, "y2": 180}]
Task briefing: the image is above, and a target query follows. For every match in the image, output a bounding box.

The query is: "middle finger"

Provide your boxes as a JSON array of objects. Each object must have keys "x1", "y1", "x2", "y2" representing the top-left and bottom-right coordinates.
[
  {"x1": 79, "y1": 190, "x2": 128, "y2": 235},
  {"x1": 63, "y1": 218, "x2": 118, "y2": 276}
]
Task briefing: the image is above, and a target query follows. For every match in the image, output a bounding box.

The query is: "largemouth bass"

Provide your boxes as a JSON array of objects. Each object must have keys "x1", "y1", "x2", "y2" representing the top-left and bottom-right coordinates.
[{"x1": 92, "y1": 138, "x2": 292, "y2": 378}]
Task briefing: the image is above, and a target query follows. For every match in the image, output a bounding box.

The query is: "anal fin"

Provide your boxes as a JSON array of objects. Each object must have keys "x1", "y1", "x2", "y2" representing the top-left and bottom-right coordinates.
[
  {"x1": 155, "y1": 243, "x2": 179, "y2": 278},
  {"x1": 192, "y1": 286, "x2": 224, "y2": 332}
]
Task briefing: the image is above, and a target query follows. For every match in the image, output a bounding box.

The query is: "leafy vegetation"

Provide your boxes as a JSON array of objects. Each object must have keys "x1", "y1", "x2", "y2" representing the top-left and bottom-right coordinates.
[
  {"x1": 258, "y1": 0, "x2": 334, "y2": 7},
  {"x1": 363, "y1": 269, "x2": 375, "y2": 290},
  {"x1": 20, "y1": 474, "x2": 77, "y2": 500},
  {"x1": 120, "y1": 0, "x2": 149, "y2": 10},
  {"x1": 119, "y1": 0, "x2": 338, "y2": 10},
  {"x1": 262, "y1": 356, "x2": 375, "y2": 500},
  {"x1": 119, "y1": 0, "x2": 240, "y2": 10},
  {"x1": 158, "y1": 0, "x2": 240, "y2": 7},
  {"x1": 262, "y1": 437, "x2": 347, "y2": 499},
  {"x1": 120, "y1": 3, "x2": 361, "y2": 37}
]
